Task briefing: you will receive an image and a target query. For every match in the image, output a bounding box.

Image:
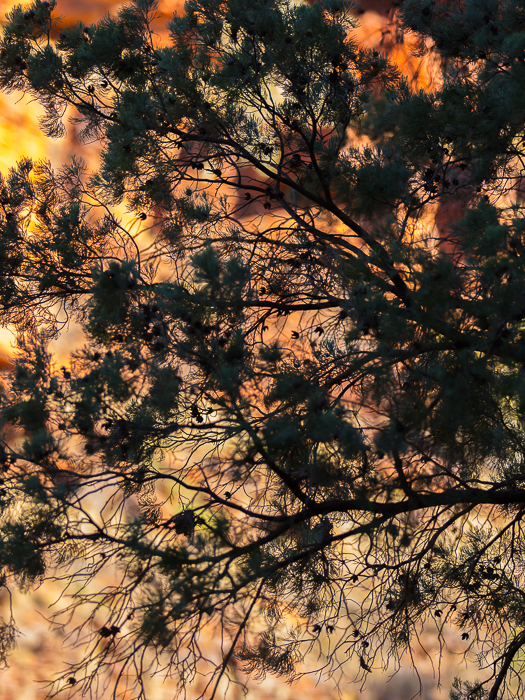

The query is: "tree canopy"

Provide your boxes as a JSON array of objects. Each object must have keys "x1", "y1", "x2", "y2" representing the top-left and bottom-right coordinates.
[{"x1": 1, "y1": 0, "x2": 525, "y2": 697}]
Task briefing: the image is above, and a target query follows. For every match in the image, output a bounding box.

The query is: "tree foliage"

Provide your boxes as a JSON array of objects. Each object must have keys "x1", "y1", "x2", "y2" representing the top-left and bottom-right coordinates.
[{"x1": 1, "y1": 0, "x2": 525, "y2": 697}]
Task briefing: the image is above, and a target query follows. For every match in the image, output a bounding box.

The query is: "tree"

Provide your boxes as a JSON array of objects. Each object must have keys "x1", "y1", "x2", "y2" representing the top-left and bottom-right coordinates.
[{"x1": 0, "y1": 0, "x2": 525, "y2": 697}]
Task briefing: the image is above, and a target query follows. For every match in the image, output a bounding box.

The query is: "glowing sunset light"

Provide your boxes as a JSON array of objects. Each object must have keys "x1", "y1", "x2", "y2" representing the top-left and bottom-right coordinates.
[{"x1": 0, "y1": 2, "x2": 483, "y2": 699}]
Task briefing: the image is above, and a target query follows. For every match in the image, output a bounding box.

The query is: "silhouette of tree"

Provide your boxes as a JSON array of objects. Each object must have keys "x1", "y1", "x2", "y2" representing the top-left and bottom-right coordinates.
[{"x1": 0, "y1": 0, "x2": 524, "y2": 698}]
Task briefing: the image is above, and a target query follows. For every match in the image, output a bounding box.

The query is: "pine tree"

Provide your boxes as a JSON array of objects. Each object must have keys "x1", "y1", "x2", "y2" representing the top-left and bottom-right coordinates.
[{"x1": 0, "y1": 0, "x2": 525, "y2": 697}]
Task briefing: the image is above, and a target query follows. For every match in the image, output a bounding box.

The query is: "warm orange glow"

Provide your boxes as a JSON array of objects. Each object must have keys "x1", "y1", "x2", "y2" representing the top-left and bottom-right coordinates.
[
  {"x1": 354, "y1": 7, "x2": 440, "y2": 91},
  {"x1": 0, "y1": 3, "x2": 468, "y2": 698}
]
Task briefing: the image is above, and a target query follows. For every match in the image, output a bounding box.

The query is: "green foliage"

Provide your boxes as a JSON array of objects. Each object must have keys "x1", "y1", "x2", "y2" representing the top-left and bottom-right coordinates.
[{"x1": 2, "y1": 0, "x2": 525, "y2": 698}]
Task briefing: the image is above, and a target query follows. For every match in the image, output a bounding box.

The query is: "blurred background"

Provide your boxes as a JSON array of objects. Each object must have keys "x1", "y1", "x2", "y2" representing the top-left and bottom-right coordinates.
[{"x1": 0, "y1": 0, "x2": 464, "y2": 698}]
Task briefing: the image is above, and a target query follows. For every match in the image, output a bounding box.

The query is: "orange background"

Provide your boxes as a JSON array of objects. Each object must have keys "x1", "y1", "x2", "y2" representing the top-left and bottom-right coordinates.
[{"x1": 0, "y1": 2, "x2": 461, "y2": 699}]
